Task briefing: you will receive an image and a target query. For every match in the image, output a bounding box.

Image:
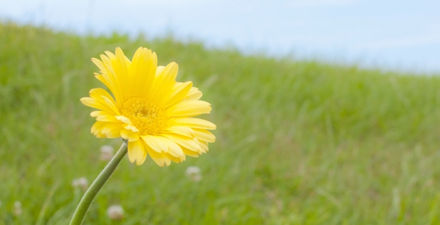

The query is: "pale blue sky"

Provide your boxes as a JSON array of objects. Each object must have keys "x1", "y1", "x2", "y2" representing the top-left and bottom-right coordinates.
[{"x1": 1, "y1": 0, "x2": 439, "y2": 73}]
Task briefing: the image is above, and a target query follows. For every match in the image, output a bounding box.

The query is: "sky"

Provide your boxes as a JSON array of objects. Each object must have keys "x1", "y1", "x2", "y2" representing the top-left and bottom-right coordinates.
[{"x1": 0, "y1": 0, "x2": 439, "y2": 73}]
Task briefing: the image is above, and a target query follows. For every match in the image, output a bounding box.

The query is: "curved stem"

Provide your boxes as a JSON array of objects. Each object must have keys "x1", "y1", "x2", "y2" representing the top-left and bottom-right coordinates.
[{"x1": 69, "y1": 142, "x2": 128, "y2": 225}]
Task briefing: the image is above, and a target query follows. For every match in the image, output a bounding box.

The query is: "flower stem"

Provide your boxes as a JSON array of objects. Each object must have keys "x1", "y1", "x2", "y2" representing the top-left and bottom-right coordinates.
[{"x1": 69, "y1": 142, "x2": 128, "y2": 225}]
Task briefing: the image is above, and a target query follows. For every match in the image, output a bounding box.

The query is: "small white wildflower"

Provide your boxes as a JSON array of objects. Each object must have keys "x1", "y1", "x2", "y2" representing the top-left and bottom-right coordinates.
[
  {"x1": 185, "y1": 166, "x2": 202, "y2": 182},
  {"x1": 72, "y1": 177, "x2": 89, "y2": 191},
  {"x1": 107, "y1": 205, "x2": 124, "y2": 220},
  {"x1": 13, "y1": 201, "x2": 22, "y2": 215},
  {"x1": 100, "y1": 145, "x2": 114, "y2": 161}
]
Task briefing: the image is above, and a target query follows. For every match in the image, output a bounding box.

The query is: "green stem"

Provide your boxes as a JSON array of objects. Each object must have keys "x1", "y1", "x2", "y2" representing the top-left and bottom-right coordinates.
[{"x1": 69, "y1": 142, "x2": 128, "y2": 225}]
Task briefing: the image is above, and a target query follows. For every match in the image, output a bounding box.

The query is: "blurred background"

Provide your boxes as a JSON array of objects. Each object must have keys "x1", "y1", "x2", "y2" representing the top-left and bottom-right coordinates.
[
  {"x1": 1, "y1": 0, "x2": 440, "y2": 73},
  {"x1": 2, "y1": 1, "x2": 440, "y2": 224}
]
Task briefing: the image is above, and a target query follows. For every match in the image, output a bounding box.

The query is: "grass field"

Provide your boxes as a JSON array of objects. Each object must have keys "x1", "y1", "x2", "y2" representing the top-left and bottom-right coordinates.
[{"x1": 1, "y1": 22, "x2": 440, "y2": 224}]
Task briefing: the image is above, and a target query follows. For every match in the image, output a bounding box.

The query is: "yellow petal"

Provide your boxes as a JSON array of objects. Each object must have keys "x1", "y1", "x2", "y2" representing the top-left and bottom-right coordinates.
[
  {"x1": 168, "y1": 100, "x2": 212, "y2": 117},
  {"x1": 160, "y1": 134, "x2": 201, "y2": 153},
  {"x1": 99, "y1": 54, "x2": 124, "y2": 103},
  {"x1": 100, "y1": 123, "x2": 123, "y2": 138},
  {"x1": 164, "y1": 81, "x2": 193, "y2": 108},
  {"x1": 155, "y1": 136, "x2": 184, "y2": 158},
  {"x1": 84, "y1": 88, "x2": 120, "y2": 115},
  {"x1": 186, "y1": 87, "x2": 203, "y2": 101},
  {"x1": 96, "y1": 115, "x2": 119, "y2": 122},
  {"x1": 80, "y1": 97, "x2": 110, "y2": 112},
  {"x1": 115, "y1": 116, "x2": 139, "y2": 132},
  {"x1": 181, "y1": 147, "x2": 200, "y2": 157},
  {"x1": 173, "y1": 118, "x2": 216, "y2": 130},
  {"x1": 149, "y1": 62, "x2": 178, "y2": 103},
  {"x1": 92, "y1": 57, "x2": 108, "y2": 75},
  {"x1": 128, "y1": 139, "x2": 147, "y2": 165},
  {"x1": 115, "y1": 115, "x2": 132, "y2": 124},
  {"x1": 162, "y1": 126, "x2": 195, "y2": 138},
  {"x1": 129, "y1": 48, "x2": 157, "y2": 98},
  {"x1": 193, "y1": 129, "x2": 216, "y2": 143},
  {"x1": 166, "y1": 153, "x2": 186, "y2": 163},
  {"x1": 121, "y1": 129, "x2": 140, "y2": 142},
  {"x1": 93, "y1": 73, "x2": 122, "y2": 107},
  {"x1": 92, "y1": 58, "x2": 120, "y2": 103},
  {"x1": 101, "y1": 96, "x2": 120, "y2": 116},
  {"x1": 90, "y1": 121, "x2": 106, "y2": 137},
  {"x1": 123, "y1": 124, "x2": 139, "y2": 132},
  {"x1": 113, "y1": 48, "x2": 130, "y2": 100},
  {"x1": 146, "y1": 146, "x2": 171, "y2": 167},
  {"x1": 141, "y1": 135, "x2": 167, "y2": 153},
  {"x1": 199, "y1": 141, "x2": 209, "y2": 153},
  {"x1": 91, "y1": 121, "x2": 121, "y2": 138},
  {"x1": 90, "y1": 111, "x2": 106, "y2": 117},
  {"x1": 156, "y1": 66, "x2": 165, "y2": 75},
  {"x1": 91, "y1": 111, "x2": 119, "y2": 122}
]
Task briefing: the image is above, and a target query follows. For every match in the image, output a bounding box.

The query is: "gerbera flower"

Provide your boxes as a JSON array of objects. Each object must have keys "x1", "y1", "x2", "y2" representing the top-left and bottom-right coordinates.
[{"x1": 80, "y1": 47, "x2": 216, "y2": 166}]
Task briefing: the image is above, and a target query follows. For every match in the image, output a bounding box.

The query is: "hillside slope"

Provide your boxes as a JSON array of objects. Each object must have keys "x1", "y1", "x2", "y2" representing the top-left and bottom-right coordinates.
[{"x1": 1, "y1": 22, "x2": 440, "y2": 224}]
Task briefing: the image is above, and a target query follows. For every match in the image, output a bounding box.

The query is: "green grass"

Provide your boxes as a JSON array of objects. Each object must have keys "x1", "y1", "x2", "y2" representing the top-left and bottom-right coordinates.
[{"x1": 1, "y1": 21, "x2": 440, "y2": 224}]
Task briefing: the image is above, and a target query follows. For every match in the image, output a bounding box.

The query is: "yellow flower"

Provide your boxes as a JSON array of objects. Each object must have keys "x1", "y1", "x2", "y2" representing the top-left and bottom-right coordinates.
[{"x1": 81, "y1": 47, "x2": 216, "y2": 166}]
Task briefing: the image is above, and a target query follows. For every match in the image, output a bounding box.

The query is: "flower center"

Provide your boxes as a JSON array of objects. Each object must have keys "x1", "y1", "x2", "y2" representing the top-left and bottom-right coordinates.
[{"x1": 121, "y1": 98, "x2": 168, "y2": 135}]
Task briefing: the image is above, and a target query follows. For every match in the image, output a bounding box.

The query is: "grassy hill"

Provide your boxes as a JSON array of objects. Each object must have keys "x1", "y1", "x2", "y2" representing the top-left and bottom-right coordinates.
[{"x1": 1, "y1": 22, "x2": 440, "y2": 224}]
